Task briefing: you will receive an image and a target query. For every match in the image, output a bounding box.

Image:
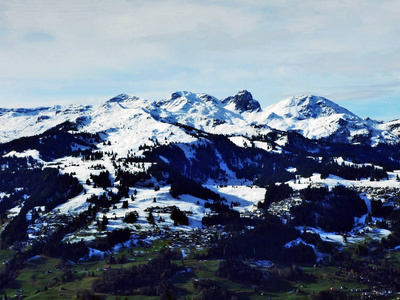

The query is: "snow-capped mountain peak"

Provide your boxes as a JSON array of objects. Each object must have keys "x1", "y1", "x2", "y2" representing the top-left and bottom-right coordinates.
[
  {"x1": 221, "y1": 90, "x2": 261, "y2": 113},
  {"x1": 264, "y1": 95, "x2": 360, "y2": 120},
  {"x1": 107, "y1": 93, "x2": 131, "y2": 103},
  {"x1": 151, "y1": 91, "x2": 248, "y2": 134},
  {"x1": 244, "y1": 94, "x2": 400, "y2": 145},
  {"x1": 158, "y1": 91, "x2": 221, "y2": 112},
  {"x1": 102, "y1": 93, "x2": 142, "y2": 109}
]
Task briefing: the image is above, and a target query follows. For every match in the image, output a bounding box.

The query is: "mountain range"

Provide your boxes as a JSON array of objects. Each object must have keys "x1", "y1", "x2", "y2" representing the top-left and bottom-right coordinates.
[{"x1": 1, "y1": 90, "x2": 399, "y2": 149}]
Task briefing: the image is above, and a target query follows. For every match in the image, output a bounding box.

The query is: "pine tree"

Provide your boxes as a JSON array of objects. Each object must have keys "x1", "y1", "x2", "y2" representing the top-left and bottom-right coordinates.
[{"x1": 147, "y1": 212, "x2": 155, "y2": 225}]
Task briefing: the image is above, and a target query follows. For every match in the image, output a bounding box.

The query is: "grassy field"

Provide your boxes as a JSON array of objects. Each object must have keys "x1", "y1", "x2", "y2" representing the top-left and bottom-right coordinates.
[
  {"x1": 0, "y1": 248, "x2": 13, "y2": 272},
  {"x1": 0, "y1": 240, "x2": 376, "y2": 300}
]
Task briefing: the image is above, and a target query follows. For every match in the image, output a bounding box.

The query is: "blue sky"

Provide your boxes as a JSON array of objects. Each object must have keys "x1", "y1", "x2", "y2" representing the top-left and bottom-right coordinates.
[{"x1": 1, "y1": 0, "x2": 400, "y2": 120}]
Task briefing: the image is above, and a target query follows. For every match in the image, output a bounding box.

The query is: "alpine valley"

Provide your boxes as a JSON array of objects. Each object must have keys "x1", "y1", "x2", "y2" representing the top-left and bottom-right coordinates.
[{"x1": 1, "y1": 90, "x2": 400, "y2": 299}]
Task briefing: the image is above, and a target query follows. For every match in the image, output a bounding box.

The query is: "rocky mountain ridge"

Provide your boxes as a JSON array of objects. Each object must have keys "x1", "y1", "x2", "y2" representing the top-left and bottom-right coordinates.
[{"x1": 0, "y1": 91, "x2": 399, "y2": 147}]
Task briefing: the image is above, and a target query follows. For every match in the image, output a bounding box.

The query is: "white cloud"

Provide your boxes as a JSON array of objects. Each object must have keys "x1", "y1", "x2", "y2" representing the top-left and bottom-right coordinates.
[
  {"x1": 0, "y1": 0, "x2": 399, "y2": 119},
  {"x1": 0, "y1": 0, "x2": 260, "y2": 74}
]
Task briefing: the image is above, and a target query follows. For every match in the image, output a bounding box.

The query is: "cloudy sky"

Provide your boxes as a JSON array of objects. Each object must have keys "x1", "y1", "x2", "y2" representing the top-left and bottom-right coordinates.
[{"x1": 1, "y1": 0, "x2": 399, "y2": 120}]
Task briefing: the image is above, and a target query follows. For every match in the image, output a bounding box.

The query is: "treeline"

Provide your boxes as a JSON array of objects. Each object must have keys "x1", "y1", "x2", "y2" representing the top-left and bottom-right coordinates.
[
  {"x1": 259, "y1": 183, "x2": 293, "y2": 209},
  {"x1": 90, "y1": 170, "x2": 111, "y2": 189},
  {"x1": 288, "y1": 155, "x2": 388, "y2": 181},
  {"x1": 0, "y1": 155, "x2": 41, "y2": 174},
  {"x1": 0, "y1": 121, "x2": 100, "y2": 161},
  {"x1": 202, "y1": 202, "x2": 241, "y2": 227},
  {"x1": 94, "y1": 228, "x2": 131, "y2": 251},
  {"x1": 381, "y1": 210, "x2": 400, "y2": 249},
  {"x1": 257, "y1": 183, "x2": 368, "y2": 233},
  {"x1": 80, "y1": 150, "x2": 104, "y2": 161},
  {"x1": 0, "y1": 205, "x2": 100, "y2": 288},
  {"x1": 145, "y1": 142, "x2": 224, "y2": 181},
  {"x1": 290, "y1": 185, "x2": 367, "y2": 232},
  {"x1": 265, "y1": 130, "x2": 400, "y2": 172},
  {"x1": 192, "y1": 278, "x2": 235, "y2": 300},
  {"x1": 86, "y1": 186, "x2": 129, "y2": 209},
  {"x1": 146, "y1": 136, "x2": 296, "y2": 185},
  {"x1": 170, "y1": 207, "x2": 189, "y2": 226},
  {"x1": 169, "y1": 173, "x2": 220, "y2": 201},
  {"x1": 1, "y1": 168, "x2": 83, "y2": 246},
  {"x1": 115, "y1": 170, "x2": 150, "y2": 187},
  {"x1": 0, "y1": 157, "x2": 42, "y2": 214},
  {"x1": 217, "y1": 259, "x2": 265, "y2": 286},
  {"x1": 92, "y1": 247, "x2": 184, "y2": 298},
  {"x1": 33, "y1": 205, "x2": 99, "y2": 261},
  {"x1": 146, "y1": 132, "x2": 392, "y2": 190},
  {"x1": 206, "y1": 215, "x2": 316, "y2": 263}
]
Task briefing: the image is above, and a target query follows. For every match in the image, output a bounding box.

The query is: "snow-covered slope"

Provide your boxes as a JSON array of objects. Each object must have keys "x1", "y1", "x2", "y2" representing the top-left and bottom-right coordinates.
[
  {"x1": 263, "y1": 95, "x2": 359, "y2": 120},
  {"x1": 0, "y1": 105, "x2": 91, "y2": 143},
  {"x1": 383, "y1": 119, "x2": 400, "y2": 138},
  {"x1": 79, "y1": 93, "x2": 199, "y2": 157},
  {"x1": 246, "y1": 95, "x2": 400, "y2": 145}
]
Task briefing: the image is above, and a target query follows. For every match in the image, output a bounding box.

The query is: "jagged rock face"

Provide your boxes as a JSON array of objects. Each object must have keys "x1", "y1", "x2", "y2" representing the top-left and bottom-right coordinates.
[
  {"x1": 107, "y1": 93, "x2": 130, "y2": 103},
  {"x1": 222, "y1": 90, "x2": 261, "y2": 113}
]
